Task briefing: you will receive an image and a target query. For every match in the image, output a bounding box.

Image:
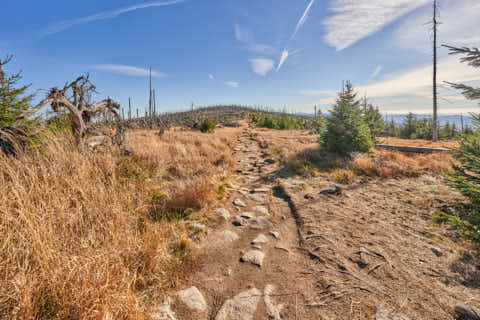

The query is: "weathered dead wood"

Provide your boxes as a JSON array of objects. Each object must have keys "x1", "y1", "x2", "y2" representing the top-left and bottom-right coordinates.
[
  {"x1": 16, "y1": 75, "x2": 130, "y2": 153},
  {"x1": 375, "y1": 144, "x2": 450, "y2": 153}
]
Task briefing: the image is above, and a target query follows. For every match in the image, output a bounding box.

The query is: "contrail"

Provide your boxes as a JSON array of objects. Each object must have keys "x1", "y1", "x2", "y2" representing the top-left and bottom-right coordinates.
[
  {"x1": 43, "y1": 0, "x2": 185, "y2": 36},
  {"x1": 277, "y1": 0, "x2": 314, "y2": 71},
  {"x1": 290, "y1": 0, "x2": 315, "y2": 41}
]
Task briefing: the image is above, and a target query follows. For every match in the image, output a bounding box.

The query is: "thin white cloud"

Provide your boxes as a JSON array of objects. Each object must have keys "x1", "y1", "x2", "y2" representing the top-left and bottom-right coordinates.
[
  {"x1": 276, "y1": 49, "x2": 289, "y2": 72},
  {"x1": 93, "y1": 64, "x2": 166, "y2": 77},
  {"x1": 43, "y1": 0, "x2": 184, "y2": 36},
  {"x1": 291, "y1": 0, "x2": 315, "y2": 41},
  {"x1": 277, "y1": 0, "x2": 314, "y2": 72},
  {"x1": 357, "y1": 57, "x2": 479, "y2": 99},
  {"x1": 300, "y1": 89, "x2": 336, "y2": 96},
  {"x1": 249, "y1": 58, "x2": 275, "y2": 76},
  {"x1": 371, "y1": 65, "x2": 382, "y2": 78},
  {"x1": 316, "y1": 96, "x2": 337, "y2": 106},
  {"x1": 234, "y1": 24, "x2": 276, "y2": 55},
  {"x1": 208, "y1": 74, "x2": 215, "y2": 80},
  {"x1": 323, "y1": 0, "x2": 430, "y2": 51},
  {"x1": 225, "y1": 81, "x2": 239, "y2": 88},
  {"x1": 395, "y1": 0, "x2": 480, "y2": 53}
]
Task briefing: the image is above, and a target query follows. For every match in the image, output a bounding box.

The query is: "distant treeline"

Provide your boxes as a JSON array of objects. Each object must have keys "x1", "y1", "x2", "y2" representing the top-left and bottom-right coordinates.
[{"x1": 385, "y1": 112, "x2": 475, "y2": 140}]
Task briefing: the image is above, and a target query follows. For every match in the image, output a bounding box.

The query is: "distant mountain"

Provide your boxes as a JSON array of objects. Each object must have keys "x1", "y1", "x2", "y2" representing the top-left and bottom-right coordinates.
[
  {"x1": 296, "y1": 112, "x2": 476, "y2": 130},
  {"x1": 384, "y1": 114, "x2": 475, "y2": 129}
]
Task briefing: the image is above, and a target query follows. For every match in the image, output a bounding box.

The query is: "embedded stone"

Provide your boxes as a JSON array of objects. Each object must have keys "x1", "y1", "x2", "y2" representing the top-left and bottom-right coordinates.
[
  {"x1": 220, "y1": 230, "x2": 240, "y2": 242},
  {"x1": 215, "y1": 288, "x2": 261, "y2": 320},
  {"x1": 240, "y1": 250, "x2": 265, "y2": 267},
  {"x1": 177, "y1": 287, "x2": 207, "y2": 311},
  {"x1": 250, "y1": 217, "x2": 272, "y2": 230},
  {"x1": 252, "y1": 234, "x2": 269, "y2": 245},
  {"x1": 216, "y1": 208, "x2": 231, "y2": 220},
  {"x1": 253, "y1": 206, "x2": 269, "y2": 216},
  {"x1": 233, "y1": 199, "x2": 247, "y2": 207}
]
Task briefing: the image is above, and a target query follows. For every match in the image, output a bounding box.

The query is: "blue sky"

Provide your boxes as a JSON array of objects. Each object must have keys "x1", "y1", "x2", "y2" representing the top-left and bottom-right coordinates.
[{"x1": 1, "y1": 0, "x2": 479, "y2": 115}]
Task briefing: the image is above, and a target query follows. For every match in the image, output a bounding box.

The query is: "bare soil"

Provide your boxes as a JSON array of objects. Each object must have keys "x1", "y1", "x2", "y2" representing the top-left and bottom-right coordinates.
[{"x1": 157, "y1": 128, "x2": 480, "y2": 320}]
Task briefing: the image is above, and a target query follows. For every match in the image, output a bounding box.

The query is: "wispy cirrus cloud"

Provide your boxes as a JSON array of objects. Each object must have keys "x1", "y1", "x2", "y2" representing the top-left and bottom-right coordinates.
[
  {"x1": 208, "y1": 74, "x2": 215, "y2": 80},
  {"x1": 93, "y1": 64, "x2": 166, "y2": 77},
  {"x1": 225, "y1": 81, "x2": 239, "y2": 88},
  {"x1": 323, "y1": 0, "x2": 430, "y2": 51},
  {"x1": 43, "y1": 0, "x2": 184, "y2": 36},
  {"x1": 371, "y1": 65, "x2": 382, "y2": 78},
  {"x1": 249, "y1": 58, "x2": 275, "y2": 76},
  {"x1": 234, "y1": 24, "x2": 275, "y2": 55},
  {"x1": 394, "y1": 0, "x2": 480, "y2": 53},
  {"x1": 357, "y1": 57, "x2": 480, "y2": 99}
]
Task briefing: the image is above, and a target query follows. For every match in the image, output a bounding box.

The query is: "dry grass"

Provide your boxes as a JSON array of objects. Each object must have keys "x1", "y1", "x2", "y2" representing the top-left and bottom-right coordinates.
[
  {"x1": 0, "y1": 126, "x2": 240, "y2": 320},
  {"x1": 252, "y1": 128, "x2": 454, "y2": 179},
  {"x1": 379, "y1": 137, "x2": 459, "y2": 149},
  {"x1": 353, "y1": 149, "x2": 453, "y2": 178}
]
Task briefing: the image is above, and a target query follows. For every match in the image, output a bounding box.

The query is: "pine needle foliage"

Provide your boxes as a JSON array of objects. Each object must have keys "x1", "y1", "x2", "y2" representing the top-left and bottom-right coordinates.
[
  {"x1": 0, "y1": 55, "x2": 35, "y2": 127},
  {"x1": 321, "y1": 82, "x2": 373, "y2": 156},
  {"x1": 444, "y1": 45, "x2": 480, "y2": 243}
]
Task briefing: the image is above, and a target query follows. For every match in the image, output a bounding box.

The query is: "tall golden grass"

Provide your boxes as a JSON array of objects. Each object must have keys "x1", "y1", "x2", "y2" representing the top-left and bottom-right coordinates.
[
  {"x1": 0, "y1": 127, "x2": 239, "y2": 319},
  {"x1": 352, "y1": 150, "x2": 453, "y2": 178}
]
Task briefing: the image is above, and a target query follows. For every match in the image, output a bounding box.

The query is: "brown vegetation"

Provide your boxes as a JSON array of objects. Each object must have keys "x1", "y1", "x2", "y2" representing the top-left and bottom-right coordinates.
[
  {"x1": 353, "y1": 149, "x2": 453, "y2": 178},
  {"x1": 379, "y1": 136, "x2": 459, "y2": 149},
  {"x1": 252, "y1": 128, "x2": 454, "y2": 179},
  {"x1": 0, "y1": 126, "x2": 240, "y2": 319}
]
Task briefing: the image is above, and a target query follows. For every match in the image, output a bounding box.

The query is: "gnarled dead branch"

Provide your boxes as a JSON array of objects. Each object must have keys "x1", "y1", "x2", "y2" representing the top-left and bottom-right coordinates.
[{"x1": 17, "y1": 75, "x2": 130, "y2": 153}]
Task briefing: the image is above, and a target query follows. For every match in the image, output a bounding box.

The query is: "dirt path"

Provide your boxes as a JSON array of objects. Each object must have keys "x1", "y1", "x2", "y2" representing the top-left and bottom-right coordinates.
[
  {"x1": 150, "y1": 129, "x2": 322, "y2": 319},
  {"x1": 150, "y1": 128, "x2": 480, "y2": 320}
]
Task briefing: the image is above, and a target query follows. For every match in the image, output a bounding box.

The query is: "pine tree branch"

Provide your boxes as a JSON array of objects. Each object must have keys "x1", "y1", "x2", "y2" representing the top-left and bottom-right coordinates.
[
  {"x1": 443, "y1": 45, "x2": 480, "y2": 67},
  {"x1": 444, "y1": 82, "x2": 480, "y2": 100}
]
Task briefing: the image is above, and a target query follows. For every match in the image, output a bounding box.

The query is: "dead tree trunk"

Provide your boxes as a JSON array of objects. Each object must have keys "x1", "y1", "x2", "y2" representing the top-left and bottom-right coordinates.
[
  {"x1": 432, "y1": 0, "x2": 439, "y2": 141},
  {"x1": 17, "y1": 75, "x2": 128, "y2": 152}
]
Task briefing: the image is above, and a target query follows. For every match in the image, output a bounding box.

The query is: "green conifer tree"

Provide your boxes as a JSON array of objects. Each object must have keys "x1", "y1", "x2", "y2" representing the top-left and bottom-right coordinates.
[
  {"x1": 0, "y1": 55, "x2": 34, "y2": 127},
  {"x1": 321, "y1": 82, "x2": 373, "y2": 156},
  {"x1": 444, "y1": 45, "x2": 480, "y2": 242},
  {"x1": 363, "y1": 104, "x2": 384, "y2": 139}
]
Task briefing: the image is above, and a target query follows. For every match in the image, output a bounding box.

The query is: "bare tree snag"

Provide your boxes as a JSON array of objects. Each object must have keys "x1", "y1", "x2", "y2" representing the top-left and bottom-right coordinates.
[{"x1": 17, "y1": 75, "x2": 130, "y2": 153}]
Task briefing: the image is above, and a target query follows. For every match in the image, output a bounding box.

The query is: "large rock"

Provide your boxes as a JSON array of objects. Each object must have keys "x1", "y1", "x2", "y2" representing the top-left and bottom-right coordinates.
[
  {"x1": 320, "y1": 184, "x2": 342, "y2": 195},
  {"x1": 240, "y1": 250, "x2": 265, "y2": 267},
  {"x1": 177, "y1": 287, "x2": 207, "y2": 311},
  {"x1": 455, "y1": 305, "x2": 480, "y2": 320},
  {"x1": 215, "y1": 288, "x2": 261, "y2": 320}
]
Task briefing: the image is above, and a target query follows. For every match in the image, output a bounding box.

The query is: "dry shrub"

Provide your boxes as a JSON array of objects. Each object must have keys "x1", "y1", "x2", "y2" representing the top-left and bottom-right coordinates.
[
  {"x1": 331, "y1": 168, "x2": 355, "y2": 184},
  {"x1": 353, "y1": 149, "x2": 453, "y2": 178},
  {"x1": 0, "y1": 126, "x2": 240, "y2": 319}
]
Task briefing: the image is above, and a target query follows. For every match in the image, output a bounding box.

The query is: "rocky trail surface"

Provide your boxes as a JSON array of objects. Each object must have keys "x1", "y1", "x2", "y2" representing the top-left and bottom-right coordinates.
[
  {"x1": 151, "y1": 129, "x2": 321, "y2": 320},
  {"x1": 150, "y1": 129, "x2": 480, "y2": 320}
]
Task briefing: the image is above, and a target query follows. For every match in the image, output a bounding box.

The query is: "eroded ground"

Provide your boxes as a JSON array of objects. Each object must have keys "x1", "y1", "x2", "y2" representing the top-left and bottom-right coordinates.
[{"x1": 151, "y1": 127, "x2": 480, "y2": 320}]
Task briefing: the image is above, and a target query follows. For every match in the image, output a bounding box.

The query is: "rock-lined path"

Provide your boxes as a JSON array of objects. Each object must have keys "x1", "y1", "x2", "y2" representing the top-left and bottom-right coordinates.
[{"x1": 152, "y1": 129, "x2": 319, "y2": 320}]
